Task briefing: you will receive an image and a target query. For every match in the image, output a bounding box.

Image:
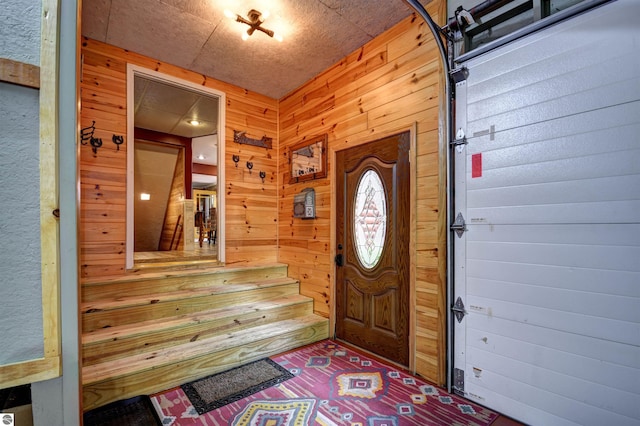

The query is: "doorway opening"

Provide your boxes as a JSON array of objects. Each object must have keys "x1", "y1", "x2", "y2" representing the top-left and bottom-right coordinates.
[{"x1": 126, "y1": 65, "x2": 226, "y2": 269}]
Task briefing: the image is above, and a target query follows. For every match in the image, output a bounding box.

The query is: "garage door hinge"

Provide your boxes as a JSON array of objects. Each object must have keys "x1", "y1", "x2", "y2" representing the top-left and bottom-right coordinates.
[
  {"x1": 451, "y1": 212, "x2": 467, "y2": 238},
  {"x1": 453, "y1": 368, "x2": 465, "y2": 395},
  {"x1": 452, "y1": 296, "x2": 467, "y2": 323},
  {"x1": 451, "y1": 128, "x2": 468, "y2": 153}
]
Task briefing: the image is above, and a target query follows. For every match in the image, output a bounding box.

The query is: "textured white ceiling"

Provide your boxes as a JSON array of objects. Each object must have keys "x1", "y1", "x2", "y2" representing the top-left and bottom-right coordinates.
[
  {"x1": 134, "y1": 75, "x2": 219, "y2": 139},
  {"x1": 82, "y1": 0, "x2": 433, "y2": 99}
]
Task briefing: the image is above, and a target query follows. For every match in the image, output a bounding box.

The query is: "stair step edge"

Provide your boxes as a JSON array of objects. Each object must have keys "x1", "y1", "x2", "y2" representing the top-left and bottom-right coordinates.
[
  {"x1": 82, "y1": 294, "x2": 314, "y2": 345},
  {"x1": 82, "y1": 263, "x2": 290, "y2": 286},
  {"x1": 81, "y1": 277, "x2": 300, "y2": 313},
  {"x1": 82, "y1": 314, "x2": 328, "y2": 385}
]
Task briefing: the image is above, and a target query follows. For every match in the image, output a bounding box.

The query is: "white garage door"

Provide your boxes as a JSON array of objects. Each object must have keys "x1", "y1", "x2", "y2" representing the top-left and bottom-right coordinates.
[{"x1": 452, "y1": 1, "x2": 640, "y2": 425}]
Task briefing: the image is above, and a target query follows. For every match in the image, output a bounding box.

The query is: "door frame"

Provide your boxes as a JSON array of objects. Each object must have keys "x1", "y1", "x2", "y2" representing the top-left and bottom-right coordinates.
[
  {"x1": 330, "y1": 123, "x2": 418, "y2": 371},
  {"x1": 125, "y1": 64, "x2": 226, "y2": 268}
]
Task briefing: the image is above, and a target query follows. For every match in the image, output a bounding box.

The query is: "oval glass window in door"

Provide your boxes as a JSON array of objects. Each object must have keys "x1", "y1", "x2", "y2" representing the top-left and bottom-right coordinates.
[{"x1": 353, "y1": 169, "x2": 387, "y2": 269}]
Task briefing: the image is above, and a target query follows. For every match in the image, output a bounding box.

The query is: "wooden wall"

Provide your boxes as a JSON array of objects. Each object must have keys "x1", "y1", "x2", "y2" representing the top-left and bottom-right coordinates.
[
  {"x1": 81, "y1": 1, "x2": 448, "y2": 385},
  {"x1": 80, "y1": 38, "x2": 279, "y2": 279},
  {"x1": 277, "y1": 0, "x2": 447, "y2": 385}
]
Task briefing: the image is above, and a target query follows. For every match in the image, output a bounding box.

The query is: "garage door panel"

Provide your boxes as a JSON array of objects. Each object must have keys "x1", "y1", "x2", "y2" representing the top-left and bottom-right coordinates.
[
  {"x1": 469, "y1": 51, "x2": 635, "y2": 120},
  {"x1": 465, "y1": 101, "x2": 640, "y2": 153},
  {"x1": 466, "y1": 327, "x2": 639, "y2": 394},
  {"x1": 464, "y1": 1, "x2": 640, "y2": 87},
  {"x1": 468, "y1": 34, "x2": 627, "y2": 104},
  {"x1": 468, "y1": 240, "x2": 640, "y2": 272},
  {"x1": 467, "y1": 78, "x2": 640, "y2": 138},
  {"x1": 469, "y1": 314, "x2": 640, "y2": 370},
  {"x1": 467, "y1": 145, "x2": 640, "y2": 191},
  {"x1": 468, "y1": 200, "x2": 640, "y2": 224},
  {"x1": 465, "y1": 358, "x2": 640, "y2": 426},
  {"x1": 468, "y1": 258, "x2": 639, "y2": 298},
  {"x1": 466, "y1": 295, "x2": 638, "y2": 346},
  {"x1": 468, "y1": 175, "x2": 640, "y2": 209},
  {"x1": 466, "y1": 345, "x2": 640, "y2": 421},
  {"x1": 468, "y1": 277, "x2": 639, "y2": 323},
  {"x1": 466, "y1": 224, "x2": 640, "y2": 246},
  {"x1": 467, "y1": 123, "x2": 640, "y2": 172}
]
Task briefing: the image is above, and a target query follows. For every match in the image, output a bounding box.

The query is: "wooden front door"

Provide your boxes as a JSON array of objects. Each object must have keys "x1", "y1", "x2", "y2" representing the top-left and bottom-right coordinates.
[{"x1": 335, "y1": 132, "x2": 410, "y2": 366}]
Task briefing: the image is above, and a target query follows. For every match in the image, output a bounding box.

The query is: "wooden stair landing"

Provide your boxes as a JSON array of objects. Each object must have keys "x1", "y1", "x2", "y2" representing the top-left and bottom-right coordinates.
[{"x1": 81, "y1": 263, "x2": 329, "y2": 411}]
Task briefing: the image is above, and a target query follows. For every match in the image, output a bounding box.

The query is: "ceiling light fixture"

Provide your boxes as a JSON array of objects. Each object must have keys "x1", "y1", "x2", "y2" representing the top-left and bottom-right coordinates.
[
  {"x1": 189, "y1": 119, "x2": 200, "y2": 126},
  {"x1": 224, "y1": 8, "x2": 283, "y2": 42}
]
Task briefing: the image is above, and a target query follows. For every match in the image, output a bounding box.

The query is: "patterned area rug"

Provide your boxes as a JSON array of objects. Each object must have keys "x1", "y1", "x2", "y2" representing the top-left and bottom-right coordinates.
[
  {"x1": 151, "y1": 340, "x2": 498, "y2": 425},
  {"x1": 181, "y1": 358, "x2": 294, "y2": 414}
]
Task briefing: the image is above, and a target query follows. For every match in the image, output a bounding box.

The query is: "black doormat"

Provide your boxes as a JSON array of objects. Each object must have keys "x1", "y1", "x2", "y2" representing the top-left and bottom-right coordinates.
[
  {"x1": 83, "y1": 395, "x2": 162, "y2": 426},
  {"x1": 181, "y1": 358, "x2": 294, "y2": 415}
]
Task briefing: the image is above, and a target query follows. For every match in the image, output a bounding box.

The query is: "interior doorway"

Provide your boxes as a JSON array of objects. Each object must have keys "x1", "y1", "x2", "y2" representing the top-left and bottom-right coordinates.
[{"x1": 126, "y1": 65, "x2": 226, "y2": 268}]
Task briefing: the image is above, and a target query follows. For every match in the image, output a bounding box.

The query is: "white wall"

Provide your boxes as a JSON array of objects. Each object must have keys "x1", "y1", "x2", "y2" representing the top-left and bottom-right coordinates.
[
  {"x1": 0, "y1": 0, "x2": 44, "y2": 365},
  {"x1": 0, "y1": 0, "x2": 41, "y2": 66}
]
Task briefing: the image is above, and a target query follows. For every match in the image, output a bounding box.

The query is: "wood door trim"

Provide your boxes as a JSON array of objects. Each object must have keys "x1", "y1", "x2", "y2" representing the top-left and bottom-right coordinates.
[
  {"x1": 0, "y1": 58, "x2": 40, "y2": 88},
  {"x1": 330, "y1": 123, "x2": 417, "y2": 372}
]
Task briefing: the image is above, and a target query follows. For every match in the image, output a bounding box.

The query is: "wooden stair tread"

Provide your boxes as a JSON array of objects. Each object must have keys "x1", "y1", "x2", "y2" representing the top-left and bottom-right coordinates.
[
  {"x1": 131, "y1": 260, "x2": 222, "y2": 272},
  {"x1": 81, "y1": 277, "x2": 298, "y2": 312},
  {"x1": 82, "y1": 262, "x2": 289, "y2": 286},
  {"x1": 82, "y1": 315, "x2": 327, "y2": 385},
  {"x1": 80, "y1": 263, "x2": 331, "y2": 411},
  {"x1": 82, "y1": 294, "x2": 312, "y2": 346}
]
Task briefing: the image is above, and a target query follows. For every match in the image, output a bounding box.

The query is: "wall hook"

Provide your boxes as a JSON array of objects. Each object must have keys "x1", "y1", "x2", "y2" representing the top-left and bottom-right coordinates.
[
  {"x1": 112, "y1": 135, "x2": 124, "y2": 150},
  {"x1": 80, "y1": 120, "x2": 103, "y2": 154},
  {"x1": 80, "y1": 121, "x2": 95, "y2": 145},
  {"x1": 90, "y1": 136, "x2": 103, "y2": 154},
  {"x1": 259, "y1": 171, "x2": 266, "y2": 183},
  {"x1": 232, "y1": 155, "x2": 240, "y2": 167},
  {"x1": 246, "y1": 161, "x2": 254, "y2": 174}
]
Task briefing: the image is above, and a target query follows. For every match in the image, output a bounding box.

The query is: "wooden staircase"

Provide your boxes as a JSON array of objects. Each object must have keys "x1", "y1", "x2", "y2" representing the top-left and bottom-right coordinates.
[{"x1": 81, "y1": 263, "x2": 329, "y2": 411}]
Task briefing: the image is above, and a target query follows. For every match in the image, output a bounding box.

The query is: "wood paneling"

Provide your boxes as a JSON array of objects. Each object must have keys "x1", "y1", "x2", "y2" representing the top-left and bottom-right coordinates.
[
  {"x1": 80, "y1": 38, "x2": 279, "y2": 279},
  {"x1": 81, "y1": 1, "x2": 447, "y2": 387},
  {"x1": 277, "y1": 1, "x2": 447, "y2": 385},
  {"x1": 0, "y1": 58, "x2": 40, "y2": 88}
]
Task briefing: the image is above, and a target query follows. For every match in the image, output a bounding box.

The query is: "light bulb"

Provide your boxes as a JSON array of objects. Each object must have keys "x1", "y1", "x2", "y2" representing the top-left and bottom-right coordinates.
[
  {"x1": 223, "y1": 9, "x2": 236, "y2": 20},
  {"x1": 274, "y1": 33, "x2": 283, "y2": 42},
  {"x1": 242, "y1": 32, "x2": 249, "y2": 41}
]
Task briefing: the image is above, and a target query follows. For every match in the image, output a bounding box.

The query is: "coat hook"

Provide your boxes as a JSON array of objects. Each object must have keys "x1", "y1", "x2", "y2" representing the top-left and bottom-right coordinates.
[
  {"x1": 259, "y1": 171, "x2": 266, "y2": 183},
  {"x1": 80, "y1": 121, "x2": 95, "y2": 145},
  {"x1": 90, "y1": 136, "x2": 103, "y2": 154},
  {"x1": 112, "y1": 135, "x2": 124, "y2": 150},
  {"x1": 80, "y1": 120, "x2": 102, "y2": 154},
  {"x1": 246, "y1": 161, "x2": 253, "y2": 174},
  {"x1": 232, "y1": 155, "x2": 240, "y2": 167}
]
